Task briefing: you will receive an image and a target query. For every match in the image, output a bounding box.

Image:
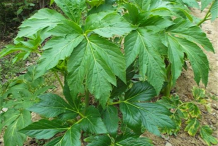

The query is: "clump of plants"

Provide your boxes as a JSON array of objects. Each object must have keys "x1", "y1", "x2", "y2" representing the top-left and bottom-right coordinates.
[
  {"x1": 159, "y1": 87, "x2": 218, "y2": 146},
  {"x1": 0, "y1": 0, "x2": 217, "y2": 146}
]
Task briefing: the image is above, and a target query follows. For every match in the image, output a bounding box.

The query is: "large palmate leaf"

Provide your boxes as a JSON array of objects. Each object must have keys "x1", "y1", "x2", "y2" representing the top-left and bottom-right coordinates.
[
  {"x1": 20, "y1": 119, "x2": 68, "y2": 139},
  {"x1": 124, "y1": 29, "x2": 166, "y2": 94},
  {"x1": 28, "y1": 93, "x2": 77, "y2": 118},
  {"x1": 85, "y1": 11, "x2": 134, "y2": 37},
  {"x1": 120, "y1": 82, "x2": 175, "y2": 136},
  {"x1": 80, "y1": 107, "x2": 107, "y2": 134},
  {"x1": 54, "y1": 0, "x2": 86, "y2": 23},
  {"x1": 4, "y1": 110, "x2": 31, "y2": 146},
  {"x1": 35, "y1": 20, "x2": 84, "y2": 78},
  {"x1": 17, "y1": 8, "x2": 66, "y2": 38},
  {"x1": 200, "y1": 126, "x2": 218, "y2": 146},
  {"x1": 67, "y1": 35, "x2": 125, "y2": 105}
]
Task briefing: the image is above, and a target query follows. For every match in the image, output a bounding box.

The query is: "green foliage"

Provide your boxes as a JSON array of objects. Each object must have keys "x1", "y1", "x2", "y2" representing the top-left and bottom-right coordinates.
[
  {"x1": 158, "y1": 87, "x2": 218, "y2": 145},
  {"x1": 0, "y1": 66, "x2": 54, "y2": 145},
  {"x1": 0, "y1": 0, "x2": 217, "y2": 145},
  {"x1": 200, "y1": 126, "x2": 218, "y2": 146}
]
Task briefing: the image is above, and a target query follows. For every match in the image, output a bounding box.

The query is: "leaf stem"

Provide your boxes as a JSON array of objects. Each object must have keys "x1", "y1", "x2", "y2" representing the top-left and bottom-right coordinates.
[
  {"x1": 108, "y1": 101, "x2": 123, "y2": 105},
  {"x1": 53, "y1": 71, "x2": 64, "y2": 89},
  {"x1": 197, "y1": 1, "x2": 214, "y2": 26}
]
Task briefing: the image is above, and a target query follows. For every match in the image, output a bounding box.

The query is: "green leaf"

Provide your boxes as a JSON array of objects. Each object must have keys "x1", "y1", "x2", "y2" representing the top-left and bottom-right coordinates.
[
  {"x1": 116, "y1": 137, "x2": 153, "y2": 146},
  {"x1": 110, "y1": 64, "x2": 135, "y2": 98},
  {"x1": 201, "y1": 0, "x2": 213, "y2": 10},
  {"x1": 192, "y1": 87, "x2": 206, "y2": 100},
  {"x1": 63, "y1": 78, "x2": 80, "y2": 108},
  {"x1": 0, "y1": 35, "x2": 41, "y2": 60},
  {"x1": 53, "y1": 124, "x2": 81, "y2": 146},
  {"x1": 164, "y1": 20, "x2": 212, "y2": 86},
  {"x1": 67, "y1": 35, "x2": 125, "y2": 105},
  {"x1": 86, "y1": 135, "x2": 111, "y2": 146},
  {"x1": 132, "y1": 0, "x2": 151, "y2": 11},
  {"x1": 158, "y1": 95, "x2": 182, "y2": 109},
  {"x1": 166, "y1": 35, "x2": 184, "y2": 85},
  {"x1": 177, "y1": 38, "x2": 209, "y2": 86},
  {"x1": 54, "y1": 0, "x2": 86, "y2": 23},
  {"x1": 200, "y1": 125, "x2": 218, "y2": 146},
  {"x1": 125, "y1": 82, "x2": 157, "y2": 101},
  {"x1": 87, "y1": 0, "x2": 105, "y2": 7},
  {"x1": 102, "y1": 106, "x2": 119, "y2": 135},
  {"x1": 124, "y1": 29, "x2": 166, "y2": 93},
  {"x1": 17, "y1": 8, "x2": 66, "y2": 38},
  {"x1": 1, "y1": 109, "x2": 20, "y2": 128},
  {"x1": 185, "y1": 118, "x2": 200, "y2": 136},
  {"x1": 169, "y1": 19, "x2": 214, "y2": 52},
  {"x1": 28, "y1": 93, "x2": 77, "y2": 118},
  {"x1": 35, "y1": 20, "x2": 84, "y2": 78},
  {"x1": 181, "y1": 103, "x2": 201, "y2": 118},
  {"x1": 138, "y1": 15, "x2": 173, "y2": 30},
  {"x1": 4, "y1": 110, "x2": 31, "y2": 146},
  {"x1": 211, "y1": 0, "x2": 218, "y2": 21},
  {"x1": 133, "y1": 0, "x2": 192, "y2": 19},
  {"x1": 66, "y1": 40, "x2": 87, "y2": 97},
  {"x1": 50, "y1": 0, "x2": 54, "y2": 5},
  {"x1": 120, "y1": 82, "x2": 175, "y2": 136},
  {"x1": 45, "y1": 137, "x2": 63, "y2": 146},
  {"x1": 181, "y1": 0, "x2": 200, "y2": 8},
  {"x1": 80, "y1": 107, "x2": 107, "y2": 134},
  {"x1": 123, "y1": 3, "x2": 140, "y2": 25},
  {"x1": 85, "y1": 11, "x2": 134, "y2": 37},
  {"x1": 20, "y1": 119, "x2": 68, "y2": 139},
  {"x1": 49, "y1": 19, "x2": 83, "y2": 36}
]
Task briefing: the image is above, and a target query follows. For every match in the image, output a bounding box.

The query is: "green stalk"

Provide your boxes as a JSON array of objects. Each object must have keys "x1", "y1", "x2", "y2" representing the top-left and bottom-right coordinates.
[
  {"x1": 197, "y1": 1, "x2": 214, "y2": 26},
  {"x1": 53, "y1": 71, "x2": 64, "y2": 89}
]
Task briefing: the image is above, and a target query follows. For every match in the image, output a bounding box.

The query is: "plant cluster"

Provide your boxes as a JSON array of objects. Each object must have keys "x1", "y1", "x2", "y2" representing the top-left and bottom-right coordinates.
[
  {"x1": 0, "y1": 0, "x2": 218, "y2": 146},
  {"x1": 159, "y1": 87, "x2": 218, "y2": 146}
]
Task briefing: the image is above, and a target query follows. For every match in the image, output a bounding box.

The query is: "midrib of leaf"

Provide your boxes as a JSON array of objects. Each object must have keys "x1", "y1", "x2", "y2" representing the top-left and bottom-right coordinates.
[
  {"x1": 45, "y1": 98, "x2": 77, "y2": 112},
  {"x1": 124, "y1": 101, "x2": 145, "y2": 111}
]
